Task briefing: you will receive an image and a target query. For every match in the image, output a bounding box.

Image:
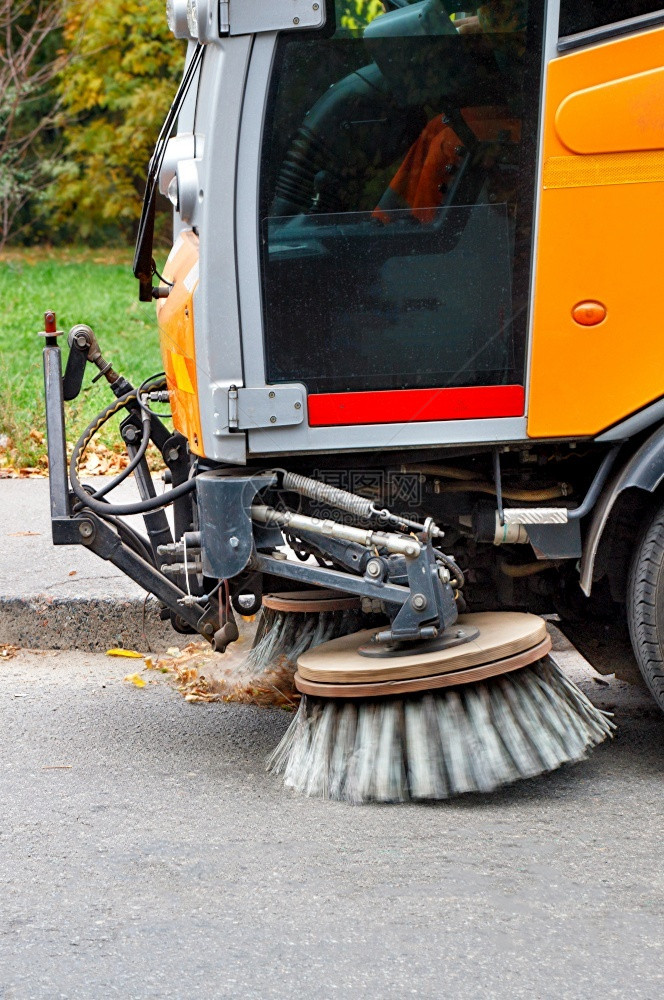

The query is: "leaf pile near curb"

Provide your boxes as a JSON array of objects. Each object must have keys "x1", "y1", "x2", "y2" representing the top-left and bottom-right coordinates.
[
  {"x1": 145, "y1": 642, "x2": 300, "y2": 710},
  {"x1": 1, "y1": 430, "x2": 166, "y2": 478},
  {"x1": 0, "y1": 645, "x2": 19, "y2": 659}
]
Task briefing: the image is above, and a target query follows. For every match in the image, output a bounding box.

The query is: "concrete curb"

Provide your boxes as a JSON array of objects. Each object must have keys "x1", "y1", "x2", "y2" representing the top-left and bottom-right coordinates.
[
  {"x1": 0, "y1": 478, "x2": 185, "y2": 651},
  {"x1": 0, "y1": 596, "x2": 177, "y2": 652}
]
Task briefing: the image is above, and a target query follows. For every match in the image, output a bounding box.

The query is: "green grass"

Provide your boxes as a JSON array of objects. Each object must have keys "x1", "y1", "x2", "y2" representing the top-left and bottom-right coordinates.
[{"x1": 0, "y1": 248, "x2": 162, "y2": 468}]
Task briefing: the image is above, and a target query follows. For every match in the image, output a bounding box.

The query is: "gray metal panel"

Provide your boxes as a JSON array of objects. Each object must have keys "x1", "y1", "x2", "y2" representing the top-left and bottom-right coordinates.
[
  {"x1": 526, "y1": 521, "x2": 582, "y2": 560},
  {"x1": 248, "y1": 416, "x2": 528, "y2": 455},
  {"x1": 504, "y1": 508, "x2": 568, "y2": 525},
  {"x1": 596, "y1": 397, "x2": 664, "y2": 442},
  {"x1": 172, "y1": 41, "x2": 201, "y2": 239},
  {"x1": 523, "y1": 0, "x2": 561, "y2": 429},
  {"x1": 235, "y1": 32, "x2": 275, "y2": 390},
  {"x1": 193, "y1": 38, "x2": 253, "y2": 463},
  {"x1": 228, "y1": 0, "x2": 326, "y2": 36}
]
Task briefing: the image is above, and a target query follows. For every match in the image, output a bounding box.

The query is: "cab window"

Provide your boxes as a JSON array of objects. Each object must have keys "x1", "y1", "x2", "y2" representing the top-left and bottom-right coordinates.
[{"x1": 259, "y1": 1, "x2": 543, "y2": 398}]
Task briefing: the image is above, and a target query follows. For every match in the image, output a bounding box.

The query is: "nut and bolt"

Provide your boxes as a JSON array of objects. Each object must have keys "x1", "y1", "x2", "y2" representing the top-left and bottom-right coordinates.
[
  {"x1": 268, "y1": 391, "x2": 276, "y2": 399},
  {"x1": 294, "y1": 401, "x2": 302, "y2": 410},
  {"x1": 438, "y1": 566, "x2": 451, "y2": 584},
  {"x1": 203, "y1": 623, "x2": 215, "y2": 637},
  {"x1": 123, "y1": 425, "x2": 139, "y2": 443},
  {"x1": 293, "y1": 16, "x2": 300, "y2": 24},
  {"x1": 78, "y1": 521, "x2": 94, "y2": 539},
  {"x1": 313, "y1": 3, "x2": 319, "y2": 9},
  {"x1": 366, "y1": 558, "x2": 382, "y2": 579},
  {"x1": 166, "y1": 446, "x2": 180, "y2": 462},
  {"x1": 456, "y1": 630, "x2": 465, "y2": 639},
  {"x1": 229, "y1": 536, "x2": 239, "y2": 549},
  {"x1": 411, "y1": 593, "x2": 428, "y2": 612},
  {"x1": 270, "y1": 415, "x2": 277, "y2": 424}
]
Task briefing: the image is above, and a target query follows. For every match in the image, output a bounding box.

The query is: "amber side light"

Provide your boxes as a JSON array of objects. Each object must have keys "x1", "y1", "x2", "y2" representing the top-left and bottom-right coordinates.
[{"x1": 572, "y1": 301, "x2": 607, "y2": 327}]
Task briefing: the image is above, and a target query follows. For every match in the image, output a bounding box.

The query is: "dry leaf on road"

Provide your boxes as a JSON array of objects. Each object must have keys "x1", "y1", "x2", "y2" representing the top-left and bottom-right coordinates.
[{"x1": 123, "y1": 673, "x2": 146, "y2": 688}]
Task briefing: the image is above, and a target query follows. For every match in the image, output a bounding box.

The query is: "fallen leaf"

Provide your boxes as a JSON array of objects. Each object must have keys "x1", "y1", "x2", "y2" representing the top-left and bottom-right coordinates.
[
  {"x1": 0, "y1": 645, "x2": 19, "y2": 659},
  {"x1": 123, "y1": 673, "x2": 146, "y2": 688},
  {"x1": 106, "y1": 648, "x2": 143, "y2": 658},
  {"x1": 68, "y1": 570, "x2": 77, "y2": 577}
]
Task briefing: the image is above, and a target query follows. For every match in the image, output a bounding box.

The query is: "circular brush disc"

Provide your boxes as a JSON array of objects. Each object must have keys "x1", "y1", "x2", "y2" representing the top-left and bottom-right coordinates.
[
  {"x1": 295, "y1": 612, "x2": 551, "y2": 698},
  {"x1": 263, "y1": 589, "x2": 361, "y2": 614}
]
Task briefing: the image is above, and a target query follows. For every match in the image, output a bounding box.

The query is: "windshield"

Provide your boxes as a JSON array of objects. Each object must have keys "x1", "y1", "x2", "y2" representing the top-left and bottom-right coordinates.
[{"x1": 259, "y1": 1, "x2": 542, "y2": 402}]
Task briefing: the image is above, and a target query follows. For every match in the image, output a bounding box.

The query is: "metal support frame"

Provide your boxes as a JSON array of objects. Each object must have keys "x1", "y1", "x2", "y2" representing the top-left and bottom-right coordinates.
[
  {"x1": 120, "y1": 417, "x2": 173, "y2": 560},
  {"x1": 40, "y1": 313, "x2": 70, "y2": 528},
  {"x1": 41, "y1": 322, "x2": 217, "y2": 642},
  {"x1": 77, "y1": 514, "x2": 211, "y2": 633},
  {"x1": 255, "y1": 527, "x2": 458, "y2": 643},
  {"x1": 42, "y1": 322, "x2": 458, "y2": 647}
]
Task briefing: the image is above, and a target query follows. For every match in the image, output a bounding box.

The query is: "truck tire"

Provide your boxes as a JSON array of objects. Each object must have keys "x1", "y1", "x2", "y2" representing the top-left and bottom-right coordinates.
[{"x1": 627, "y1": 501, "x2": 664, "y2": 712}]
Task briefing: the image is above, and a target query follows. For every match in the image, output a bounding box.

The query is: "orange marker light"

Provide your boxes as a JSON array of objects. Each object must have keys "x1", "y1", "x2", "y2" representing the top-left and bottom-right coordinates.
[{"x1": 572, "y1": 301, "x2": 607, "y2": 327}]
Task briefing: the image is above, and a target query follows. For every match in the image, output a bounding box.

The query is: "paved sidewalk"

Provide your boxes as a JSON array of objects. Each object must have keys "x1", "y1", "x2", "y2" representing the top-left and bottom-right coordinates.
[{"x1": 0, "y1": 477, "x2": 175, "y2": 650}]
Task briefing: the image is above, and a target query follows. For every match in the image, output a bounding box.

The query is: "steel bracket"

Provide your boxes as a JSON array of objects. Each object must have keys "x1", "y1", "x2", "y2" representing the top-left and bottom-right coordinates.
[
  {"x1": 220, "y1": 0, "x2": 326, "y2": 37},
  {"x1": 51, "y1": 517, "x2": 86, "y2": 546},
  {"x1": 197, "y1": 472, "x2": 277, "y2": 578}
]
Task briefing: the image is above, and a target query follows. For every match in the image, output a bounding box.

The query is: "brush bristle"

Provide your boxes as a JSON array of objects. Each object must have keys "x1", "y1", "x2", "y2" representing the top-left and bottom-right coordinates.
[
  {"x1": 266, "y1": 658, "x2": 615, "y2": 803},
  {"x1": 247, "y1": 608, "x2": 364, "y2": 676}
]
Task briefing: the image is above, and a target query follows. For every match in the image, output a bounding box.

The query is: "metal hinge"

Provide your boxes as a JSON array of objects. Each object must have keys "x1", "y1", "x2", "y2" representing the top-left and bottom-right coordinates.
[
  {"x1": 228, "y1": 385, "x2": 305, "y2": 431},
  {"x1": 219, "y1": 0, "x2": 326, "y2": 37}
]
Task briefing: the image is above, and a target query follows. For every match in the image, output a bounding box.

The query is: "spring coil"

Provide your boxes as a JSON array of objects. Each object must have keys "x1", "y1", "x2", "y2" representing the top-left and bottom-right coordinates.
[{"x1": 282, "y1": 472, "x2": 373, "y2": 520}]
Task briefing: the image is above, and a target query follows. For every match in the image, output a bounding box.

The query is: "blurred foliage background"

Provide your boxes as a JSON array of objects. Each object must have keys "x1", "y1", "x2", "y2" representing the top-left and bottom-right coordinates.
[
  {"x1": 0, "y1": 0, "x2": 382, "y2": 467},
  {"x1": 0, "y1": 0, "x2": 383, "y2": 251}
]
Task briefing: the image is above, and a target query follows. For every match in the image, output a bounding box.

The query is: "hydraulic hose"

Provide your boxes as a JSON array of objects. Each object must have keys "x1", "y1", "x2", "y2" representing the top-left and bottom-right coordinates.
[
  {"x1": 70, "y1": 392, "x2": 197, "y2": 516},
  {"x1": 93, "y1": 374, "x2": 169, "y2": 500},
  {"x1": 92, "y1": 413, "x2": 152, "y2": 500}
]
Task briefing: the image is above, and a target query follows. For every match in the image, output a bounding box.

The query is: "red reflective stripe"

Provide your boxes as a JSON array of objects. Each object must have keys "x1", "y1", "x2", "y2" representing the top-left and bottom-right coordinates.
[{"x1": 307, "y1": 386, "x2": 524, "y2": 427}]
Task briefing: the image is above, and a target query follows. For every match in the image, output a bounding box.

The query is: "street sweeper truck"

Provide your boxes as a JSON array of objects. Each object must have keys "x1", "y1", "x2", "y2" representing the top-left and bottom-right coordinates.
[{"x1": 40, "y1": 1, "x2": 664, "y2": 801}]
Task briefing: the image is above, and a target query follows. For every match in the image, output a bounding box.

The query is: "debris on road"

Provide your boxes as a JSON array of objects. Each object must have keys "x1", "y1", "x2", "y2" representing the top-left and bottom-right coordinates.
[
  {"x1": 146, "y1": 642, "x2": 300, "y2": 709},
  {"x1": 123, "y1": 673, "x2": 147, "y2": 688}
]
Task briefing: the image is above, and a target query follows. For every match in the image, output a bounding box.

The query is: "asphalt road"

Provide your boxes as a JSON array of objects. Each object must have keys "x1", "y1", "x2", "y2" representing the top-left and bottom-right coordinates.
[{"x1": 1, "y1": 645, "x2": 663, "y2": 1000}]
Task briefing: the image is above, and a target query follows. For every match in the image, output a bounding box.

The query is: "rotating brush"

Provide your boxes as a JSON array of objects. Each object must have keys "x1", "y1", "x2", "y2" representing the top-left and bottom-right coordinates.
[
  {"x1": 267, "y1": 613, "x2": 615, "y2": 803},
  {"x1": 246, "y1": 590, "x2": 373, "y2": 676}
]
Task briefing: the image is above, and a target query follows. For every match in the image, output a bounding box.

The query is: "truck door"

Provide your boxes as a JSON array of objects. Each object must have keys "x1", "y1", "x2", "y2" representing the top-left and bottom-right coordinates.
[
  {"x1": 239, "y1": 0, "x2": 546, "y2": 455},
  {"x1": 528, "y1": 2, "x2": 664, "y2": 439}
]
